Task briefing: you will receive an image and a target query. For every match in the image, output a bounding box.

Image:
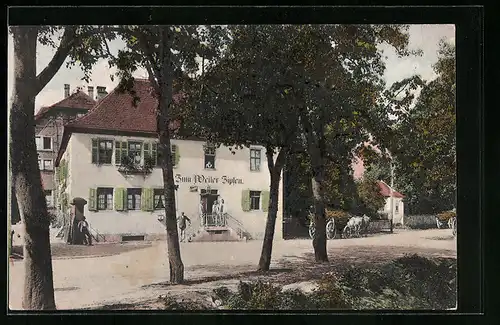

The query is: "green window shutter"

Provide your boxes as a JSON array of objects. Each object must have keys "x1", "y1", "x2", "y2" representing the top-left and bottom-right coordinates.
[
  {"x1": 241, "y1": 189, "x2": 251, "y2": 212},
  {"x1": 91, "y1": 139, "x2": 98, "y2": 163},
  {"x1": 152, "y1": 143, "x2": 158, "y2": 166},
  {"x1": 144, "y1": 143, "x2": 151, "y2": 160},
  {"x1": 115, "y1": 141, "x2": 122, "y2": 165},
  {"x1": 261, "y1": 191, "x2": 270, "y2": 212},
  {"x1": 140, "y1": 188, "x2": 147, "y2": 211},
  {"x1": 55, "y1": 167, "x2": 60, "y2": 183},
  {"x1": 141, "y1": 188, "x2": 154, "y2": 211},
  {"x1": 172, "y1": 144, "x2": 180, "y2": 167},
  {"x1": 121, "y1": 141, "x2": 128, "y2": 160},
  {"x1": 147, "y1": 188, "x2": 154, "y2": 211},
  {"x1": 88, "y1": 188, "x2": 97, "y2": 211},
  {"x1": 115, "y1": 188, "x2": 125, "y2": 211}
]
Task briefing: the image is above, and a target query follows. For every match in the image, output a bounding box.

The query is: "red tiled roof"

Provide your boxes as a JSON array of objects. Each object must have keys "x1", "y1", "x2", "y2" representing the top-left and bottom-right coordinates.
[
  {"x1": 65, "y1": 79, "x2": 183, "y2": 133},
  {"x1": 377, "y1": 181, "x2": 404, "y2": 198},
  {"x1": 35, "y1": 90, "x2": 96, "y2": 120}
]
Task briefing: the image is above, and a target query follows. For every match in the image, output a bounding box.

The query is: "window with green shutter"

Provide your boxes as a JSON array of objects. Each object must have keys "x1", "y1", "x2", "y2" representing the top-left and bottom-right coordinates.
[
  {"x1": 261, "y1": 191, "x2": 270, "y2": 212},
  {"x1": 241, "y1": 189, "x2": 251, "y2": 212}
]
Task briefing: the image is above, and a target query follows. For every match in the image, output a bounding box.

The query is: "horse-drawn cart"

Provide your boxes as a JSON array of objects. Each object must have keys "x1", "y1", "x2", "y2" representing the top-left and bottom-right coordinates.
[{"x1": 308, "y1": 210, "x2": 353, "y2": 240}]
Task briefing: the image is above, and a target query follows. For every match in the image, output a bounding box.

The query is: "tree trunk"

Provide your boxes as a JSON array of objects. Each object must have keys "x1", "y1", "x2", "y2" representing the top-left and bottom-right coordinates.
[
  {"x1": 157, "y1": 26, "x2": 184, "y2": 284},
  {"x1": 10, "y1": 26, "x2": 56, "y2": 309},
  {"x1": 299, "y1": 110, "x2": 329, "y2": 263},
  {"x1": 258, "y1": 148, "x2": 286, "y2": 271},
  {"x1": 310, "y1": 157, "x2": 329, "y2": 263}
]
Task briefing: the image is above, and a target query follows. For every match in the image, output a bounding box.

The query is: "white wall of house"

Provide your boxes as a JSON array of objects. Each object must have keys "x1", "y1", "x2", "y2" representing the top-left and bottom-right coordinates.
[
  {"x1": 382, "y1": 197, "x2": 405, "y2": 225},
  {"x1": 65, "y1": 132, "x2": 283, "y2": 240}
]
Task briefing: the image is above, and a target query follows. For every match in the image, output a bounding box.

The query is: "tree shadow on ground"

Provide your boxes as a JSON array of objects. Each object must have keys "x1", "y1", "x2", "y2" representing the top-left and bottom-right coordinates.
[{"x1": 142, "y1": 267, "x2": 294, "y2": 289}]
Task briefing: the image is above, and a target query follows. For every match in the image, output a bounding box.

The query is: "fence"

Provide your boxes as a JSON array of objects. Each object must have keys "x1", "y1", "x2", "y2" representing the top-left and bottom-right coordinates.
[
  {"x1": 403, "y1": 215, "x2": 438, "y2": 229},
  {"x1": 367, "y1": 219, "x2": 392, "y2": 233}
]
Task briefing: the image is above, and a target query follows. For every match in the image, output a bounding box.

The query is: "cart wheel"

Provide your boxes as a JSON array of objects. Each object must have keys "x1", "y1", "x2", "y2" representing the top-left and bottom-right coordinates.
[
  {"x1": 309, "y1": 224, "x2": 315, "y2": 240},
  {"x1": 342, "y1": 226, "x2": 352, "y2": 239},
  {"x1": 326, "y1": 220, "x2": 336, "y2": 240}
]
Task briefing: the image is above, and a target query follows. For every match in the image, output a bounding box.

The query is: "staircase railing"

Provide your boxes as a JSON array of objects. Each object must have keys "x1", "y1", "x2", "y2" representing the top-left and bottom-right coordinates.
[
  {"x1": 201, "y1": 213, "x2": 227, "y2": 227},
  {"x1": 88, "y1": 224, "x2": 106, "y2": 243},
  {"x1": 224, "y1": 213, "x2": 247, "y2": 240}
]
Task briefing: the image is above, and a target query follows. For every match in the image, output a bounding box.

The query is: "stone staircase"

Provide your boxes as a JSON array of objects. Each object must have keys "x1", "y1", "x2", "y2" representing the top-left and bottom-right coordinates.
[{"x1": 187, "y1": 213, "x2": 249, "y2": 242}]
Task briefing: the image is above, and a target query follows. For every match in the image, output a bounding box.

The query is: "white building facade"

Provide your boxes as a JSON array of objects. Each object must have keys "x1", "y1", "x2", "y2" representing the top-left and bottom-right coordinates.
[{"x1": 55, "y1": 79, "x2": 283, "y2": 243}]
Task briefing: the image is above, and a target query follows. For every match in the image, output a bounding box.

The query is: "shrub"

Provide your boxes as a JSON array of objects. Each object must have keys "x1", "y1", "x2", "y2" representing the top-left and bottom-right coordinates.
[
  {"x1": 336, "y1": 254, "x2": 456, "y2": 310},
  {"x1": 436, "y1": 210, "x2": 456, "y2": 223},
  {"x1": 325, "y1": 209, "x2": 352, "y2": 229},
  {"x1": 404, "y1": 215, "x2": 437, "y2": 229},
  {"x1": 313, "y1": 273, "x2": 352, "y2": 309},
  {"x1": 213, "y1": 279, "x2": 350, "y2": 310},
  {"x1": 158, "y1": 293, "x2": 206, "y2": 310}
]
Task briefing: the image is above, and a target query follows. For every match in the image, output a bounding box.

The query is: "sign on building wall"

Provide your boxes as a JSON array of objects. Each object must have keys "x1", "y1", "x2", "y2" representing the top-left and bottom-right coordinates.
[{"x1": 175, "y1": 174, "x2": 244, "y2": 185}]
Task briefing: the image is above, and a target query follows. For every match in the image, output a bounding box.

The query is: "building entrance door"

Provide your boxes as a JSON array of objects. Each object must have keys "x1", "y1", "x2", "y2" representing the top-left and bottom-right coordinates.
[{"x1": 200, "y1": 189, "x2": 219, "y2": 226}]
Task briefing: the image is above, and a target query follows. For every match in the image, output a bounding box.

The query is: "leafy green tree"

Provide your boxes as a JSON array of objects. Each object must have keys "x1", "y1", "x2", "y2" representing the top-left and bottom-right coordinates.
[
  {"x1": 190, "y1": 25, "x2": 300, "y2": 271},
  {"x1": 9, "y1": 25, "x2": 113, "y2": 309},
  {"x1": 194, "y1": 24, "x2": 419, "y2": 263},
  {"x1": 389, "y1": 40, "x2": 456, "y2": 214},
  {"x1": 289, "y1": 25, "x2": 419, "y2": 262},
  {"x1": 109, "y1": 25, "x2": 229, "y2": 282}
]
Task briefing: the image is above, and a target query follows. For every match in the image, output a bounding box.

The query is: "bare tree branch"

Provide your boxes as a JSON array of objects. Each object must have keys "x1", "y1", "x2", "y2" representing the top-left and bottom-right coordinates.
[{"x1": 34, "y1": 26, "x2": 77, "y2": 94}]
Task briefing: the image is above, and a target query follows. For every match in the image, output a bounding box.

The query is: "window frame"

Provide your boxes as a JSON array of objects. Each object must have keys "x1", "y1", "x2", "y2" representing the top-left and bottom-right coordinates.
[
  {"x1": 44, "y1": 190, "x2": 53, "y2": 208},
  {"x1": 97, "y1": 187, "x2": 114, "y2": 210},
  {"x1": 153, "y1": 188, "x2": 165, "y2": 210},
  {"x1": 249, "y1": 190, "x2": 261, "y2": 211},
  {"x1": 128, "y1": 141, "x2": 143, "y2": 165},
  {"x1": 42, "y1": 159, "x2": 53, "y2": 171},
  {"x1": 395, "y1": 202, "x2": 399, "y2": 213},
  {"x1": 36, "y1": 136, "x2": 53, "y2": 151},
  {"x1": 127, "y1": 188, "x2": 142, "y2": 210},
  {"x1": 250, "y1": 148, "x2": 261, "y2": 171},
  {"x1": 204, "y1": 143, "x2": 216, "y2": 170},
  {"x1": 94, "y1": 139, "x2": 114, "y2": 165}
]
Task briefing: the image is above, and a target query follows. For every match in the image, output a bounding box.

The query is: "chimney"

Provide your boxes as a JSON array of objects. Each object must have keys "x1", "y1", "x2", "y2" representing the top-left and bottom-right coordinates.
[
  {"x1": 96, "y1": 86, "x2": 107, "y2": 100},
  {"x1": 64, "y1": 84, "x2": 70, "y2": 98},
  {"x1": 88, "y1": 86, "x2": 94, "y2": 100}
]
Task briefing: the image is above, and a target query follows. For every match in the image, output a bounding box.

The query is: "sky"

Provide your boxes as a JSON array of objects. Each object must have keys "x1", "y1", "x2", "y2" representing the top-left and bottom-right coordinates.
[{"x1": 7, "y1": 24, "x2": 455, "y2": 114}]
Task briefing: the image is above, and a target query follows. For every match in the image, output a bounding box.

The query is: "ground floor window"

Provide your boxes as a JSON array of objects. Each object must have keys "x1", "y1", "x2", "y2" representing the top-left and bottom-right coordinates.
[
  {"x1": 97, "y1": 187, "x2": 113, "y2": 210},
  {"x1": 127, "y1": 188, "x2": 142, "y2": 210},
  {"x1": 154, "y1": 188, "x2": 165, "y2": 210},
  {"x1": 250, "y1": 191, "x2": 261, "y2": 210},
  {"x1": 44, "y1": 190, "x2": 53, "y2": 208}
]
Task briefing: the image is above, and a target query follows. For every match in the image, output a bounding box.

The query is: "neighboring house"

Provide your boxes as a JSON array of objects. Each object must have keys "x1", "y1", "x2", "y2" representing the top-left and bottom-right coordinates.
[
  {"x1": 377, "y1": 180, "x2": 405, "y2": 225},
  {"x1": 54, "y1": 78, "x2": 283, "y2": 243},
  {"x1": 34, "y1": 84, "x2": 105, "y2": 215}
]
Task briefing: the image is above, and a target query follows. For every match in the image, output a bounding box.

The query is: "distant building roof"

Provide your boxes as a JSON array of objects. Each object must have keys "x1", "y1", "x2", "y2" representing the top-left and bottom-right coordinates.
[
  {"x1": 35, "y1": 90, "x2": 96, "y2": 121},
  {"x1": 377, "y1": 180, "x2": 404, "y2": 198}
]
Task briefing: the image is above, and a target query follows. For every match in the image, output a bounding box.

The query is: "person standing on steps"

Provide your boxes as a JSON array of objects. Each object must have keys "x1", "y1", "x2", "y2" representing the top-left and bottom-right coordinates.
[
  {"x1": 78, "y1": 217, "x2": 93, "y2": 246},
  {"x1": 177, "y1": 212, "x2": 191, "y2": 242}
]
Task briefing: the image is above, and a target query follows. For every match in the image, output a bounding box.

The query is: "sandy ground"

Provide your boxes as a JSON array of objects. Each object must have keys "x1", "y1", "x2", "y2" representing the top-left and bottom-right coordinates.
[{"x1": 8, "y1": 228, "x2": 456, "y2": 310}]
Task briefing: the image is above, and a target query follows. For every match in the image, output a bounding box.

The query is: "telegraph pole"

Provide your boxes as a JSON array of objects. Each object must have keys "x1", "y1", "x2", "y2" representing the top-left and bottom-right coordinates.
[{"x1": 389, "y1": 160, "x2": 394, "y2": 233}]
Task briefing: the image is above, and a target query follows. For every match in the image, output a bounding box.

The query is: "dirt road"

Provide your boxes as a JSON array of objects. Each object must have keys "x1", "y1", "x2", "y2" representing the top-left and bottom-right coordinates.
[{"x1": 8, "y1": 228, "x2": 456, "y2": 310}]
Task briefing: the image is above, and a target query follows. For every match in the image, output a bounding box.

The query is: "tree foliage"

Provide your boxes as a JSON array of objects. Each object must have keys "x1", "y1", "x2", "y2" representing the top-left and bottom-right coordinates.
[{"x1": 390, "y1": 40, "x2": 456, "y2": 214}]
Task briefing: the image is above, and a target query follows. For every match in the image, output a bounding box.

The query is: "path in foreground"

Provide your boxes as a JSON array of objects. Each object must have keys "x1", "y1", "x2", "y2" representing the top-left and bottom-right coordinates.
[{"x1": 8, "y1": 229, "x2": 456, "y2": 310}]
